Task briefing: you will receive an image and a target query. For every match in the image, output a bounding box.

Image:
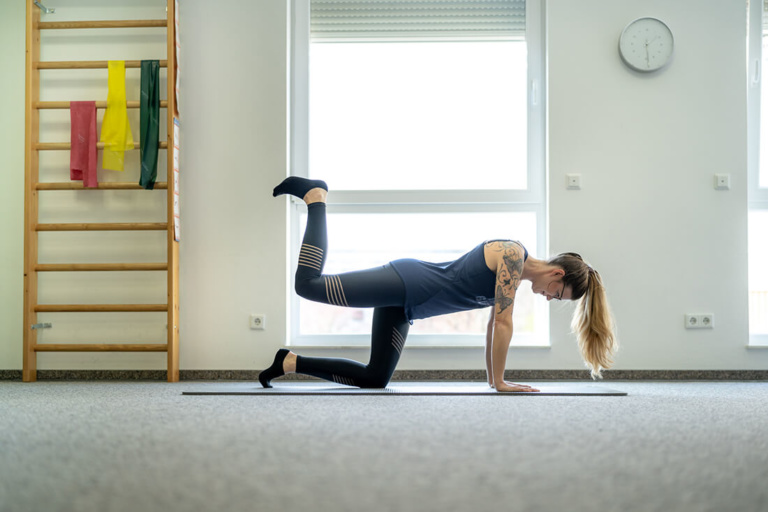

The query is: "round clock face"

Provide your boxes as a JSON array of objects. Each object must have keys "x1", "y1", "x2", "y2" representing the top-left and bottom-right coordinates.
[{"x1": 618, "y1": 17, "x2": 674, "y2": 72}]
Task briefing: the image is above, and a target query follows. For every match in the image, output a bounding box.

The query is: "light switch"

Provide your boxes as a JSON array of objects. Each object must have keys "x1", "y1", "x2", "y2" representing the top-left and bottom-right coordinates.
[{"x1": 715, "y1": 174, "x2": 731, "y2": 190}]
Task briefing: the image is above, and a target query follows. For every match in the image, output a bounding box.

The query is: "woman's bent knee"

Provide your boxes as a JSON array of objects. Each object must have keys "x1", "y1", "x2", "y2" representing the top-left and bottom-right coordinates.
[
  {"x1": 295, "y1": 279, "x2": 320, "y2": 301},
  {"x1": 358, "y1": 371, "x2": 391, "y2": 389}
]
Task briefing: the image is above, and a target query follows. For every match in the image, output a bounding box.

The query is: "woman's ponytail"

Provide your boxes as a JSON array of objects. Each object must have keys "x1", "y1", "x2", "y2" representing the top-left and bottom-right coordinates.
[
  {"x1": 548, "y1": 254, "x2": 618, "y2": 379},
  {"x1": 571, "y1": 268, "x2": 617, "y2": 379}
]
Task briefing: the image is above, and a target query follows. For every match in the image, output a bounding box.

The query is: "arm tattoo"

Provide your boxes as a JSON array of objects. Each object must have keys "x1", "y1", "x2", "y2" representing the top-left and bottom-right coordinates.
[
  {"x1": 502, "y1": 254, "x2": 523, "y2": 283},
  {"x1": 495, "y1": 285, "x2": 514, "y2": 312},
  {"x1": 494, "y1": 242, "x2": 524, "y2": 314}
]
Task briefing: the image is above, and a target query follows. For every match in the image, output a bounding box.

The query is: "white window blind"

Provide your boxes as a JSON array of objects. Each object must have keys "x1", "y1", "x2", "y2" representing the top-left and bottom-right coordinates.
[
  {"x1": 764, "y1": 0, "x2": 768, "y2": 33},
  {"x1": 310, "y1": 0, "x2": 526, "y2": 41}
]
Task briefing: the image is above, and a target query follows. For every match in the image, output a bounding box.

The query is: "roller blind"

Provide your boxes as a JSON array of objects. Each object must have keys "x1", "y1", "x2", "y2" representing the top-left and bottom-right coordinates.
[
  {"x1": 310, "y1": 0, "x2": 526, "y2": 42},
  {"x1": 764, "y1": 0, "x2": 768, "y2": 33}
]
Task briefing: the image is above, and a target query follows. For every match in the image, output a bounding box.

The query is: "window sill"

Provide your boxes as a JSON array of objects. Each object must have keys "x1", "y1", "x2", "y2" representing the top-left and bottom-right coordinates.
[
  {"x1": 748, "y1": 334, "x2": 768, "y2": 347},
  {"x1": 288, "y1": 345, "x2": 553, "y2": 350},
  {"x1": 290, "y1": 333, "x2": 550, "y2": 349}
]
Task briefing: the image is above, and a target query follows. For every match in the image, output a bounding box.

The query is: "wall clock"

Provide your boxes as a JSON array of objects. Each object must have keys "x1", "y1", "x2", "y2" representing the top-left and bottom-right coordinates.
[{"x1": 618, "y1": 17, "x2": 674, "y2": 72}]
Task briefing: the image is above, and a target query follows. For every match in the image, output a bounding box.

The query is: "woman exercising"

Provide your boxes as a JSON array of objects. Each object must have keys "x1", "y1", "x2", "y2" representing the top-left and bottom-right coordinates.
[{"x1": 259, "y1": 177, "x2": 617, "y2": 393}]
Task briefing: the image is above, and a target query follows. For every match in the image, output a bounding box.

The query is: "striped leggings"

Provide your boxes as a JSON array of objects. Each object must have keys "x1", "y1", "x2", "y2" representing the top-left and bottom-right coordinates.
[{"x1": 293, "y1": 203, "x2": 410, "y2": 388}]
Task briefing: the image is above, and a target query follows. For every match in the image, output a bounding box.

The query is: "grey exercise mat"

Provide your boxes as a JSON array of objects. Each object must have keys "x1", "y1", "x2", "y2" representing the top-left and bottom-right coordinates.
[{"x1": 182, "y1": 382, "x2": 627, "y2": 396}]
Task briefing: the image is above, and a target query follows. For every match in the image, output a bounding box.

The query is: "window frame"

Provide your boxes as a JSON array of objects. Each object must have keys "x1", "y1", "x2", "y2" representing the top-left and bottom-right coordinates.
[
  {"x1": 748, "y1": 0, "x2": 768, "y2": 346},
  {"x1": 288, "y1": 0, "x2": 548, "y2": 348}
]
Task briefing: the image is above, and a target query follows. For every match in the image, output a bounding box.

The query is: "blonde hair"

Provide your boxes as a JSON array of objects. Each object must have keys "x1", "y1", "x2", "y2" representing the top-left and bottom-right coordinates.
[{"x1": 548, "y1": 253, "x2": 618, "y2": 379}]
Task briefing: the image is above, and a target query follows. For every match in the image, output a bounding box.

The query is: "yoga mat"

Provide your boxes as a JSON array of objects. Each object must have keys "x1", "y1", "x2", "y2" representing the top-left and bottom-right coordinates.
[{"x1": 183, "y1": 382, "x2": 627, "y2": 396}]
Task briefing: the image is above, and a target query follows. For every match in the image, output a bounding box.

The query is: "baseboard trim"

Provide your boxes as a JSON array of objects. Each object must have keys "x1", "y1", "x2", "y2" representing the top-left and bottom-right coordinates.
[{"x1": 2, "y1": 369, "x2": 768, "y2": 381}]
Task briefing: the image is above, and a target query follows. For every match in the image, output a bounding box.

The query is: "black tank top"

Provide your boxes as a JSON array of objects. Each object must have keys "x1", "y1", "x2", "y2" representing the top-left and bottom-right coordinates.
[{"x1": 389, "y1": 240, "x2": 528, "y2": 322}]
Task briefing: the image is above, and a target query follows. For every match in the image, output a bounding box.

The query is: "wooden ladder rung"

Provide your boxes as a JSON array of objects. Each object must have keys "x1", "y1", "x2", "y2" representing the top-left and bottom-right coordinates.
[
  {"x1": 37, "y1": 60, "x2": 168, "y2": 70},
  {"x1": 36, "y1": 223, "x2": 168, "y2": 231},
  {"x1": 33, "y1": 343, "x2": 168, "y2": 352},
  {"x1": 37, "y1": 182, "x2": 168, "y2": 190},
  {"x1": 36, "y1": 263, "x2": 168, "y2": 272},
  {"x1": 36, "y1": 100, "x2": 169, "y2": 110},
  {"x1": 35, "y1": 304, "x2": 169, "y2": 312},
  {"x1": 35, "y1": 141, "x2": 168, "y2": 150},
  {"x1": 38, "y1": 20, "x2": 167, "y2": 30}
]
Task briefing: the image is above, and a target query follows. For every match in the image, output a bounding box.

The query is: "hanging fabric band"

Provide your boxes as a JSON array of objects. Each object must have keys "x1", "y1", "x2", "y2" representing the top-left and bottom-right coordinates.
[
  {"x1": 100, "y1": 60, "x2": 134, "y2": 171},
  {"x1": 140, "y1": 60, "x2": 160, "y2": 190},
  {"x1": 69, "y1": 101, "x2": 98, "y2": 188}
]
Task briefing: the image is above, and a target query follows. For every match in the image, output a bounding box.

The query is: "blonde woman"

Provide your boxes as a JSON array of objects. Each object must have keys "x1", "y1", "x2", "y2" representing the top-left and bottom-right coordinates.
[{"x1": 260, "y1": 177, "x2": 618, "y2": 392}]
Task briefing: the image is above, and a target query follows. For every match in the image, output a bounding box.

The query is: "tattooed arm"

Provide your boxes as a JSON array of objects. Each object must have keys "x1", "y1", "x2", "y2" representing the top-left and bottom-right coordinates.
[
  {"x1": 485, "y1": 308, "x2": 495, "y2": 387},
  {"x1": 485, "y1": 241, "x2": 540, "y2": 393}
]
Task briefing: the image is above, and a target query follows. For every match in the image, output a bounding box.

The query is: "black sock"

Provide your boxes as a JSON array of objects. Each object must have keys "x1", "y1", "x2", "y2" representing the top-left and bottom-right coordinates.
[
  {"x1": 272, "y1": 177, "x2": 328, "y2": 198},
  {"x1": 259, "y1": 348, "x2": 290, "y2": 388}
]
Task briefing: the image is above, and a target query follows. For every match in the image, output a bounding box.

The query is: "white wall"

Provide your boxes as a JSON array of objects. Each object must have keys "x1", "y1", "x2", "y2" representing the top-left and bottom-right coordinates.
[
  {"x1": 178, "y1": 0, "x2": 289, "y2": 370},
  {"x1": 547, "y1": 0, "x2": 762, "y2": 370},
  {"x1": 0, "y1": 0, "x2": 26, "y2": 371},
  {"x1": 1, "y1": 0, "x2": 765, "y2": 374}
]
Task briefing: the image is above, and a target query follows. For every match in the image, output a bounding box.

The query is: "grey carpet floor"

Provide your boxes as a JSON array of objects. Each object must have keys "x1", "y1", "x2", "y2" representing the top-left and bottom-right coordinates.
[{"x1": 1, "y1": 381, "x2": 767, "y2": 512}]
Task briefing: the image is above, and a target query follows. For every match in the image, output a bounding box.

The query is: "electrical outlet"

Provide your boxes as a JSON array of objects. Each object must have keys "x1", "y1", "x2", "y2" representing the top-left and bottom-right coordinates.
[
  {"x1": 685, "y1": 314, "x2": 714, "y2": 329},
  {"x1": 249, "y1": 314, "x2": 266, "y2": 330}
]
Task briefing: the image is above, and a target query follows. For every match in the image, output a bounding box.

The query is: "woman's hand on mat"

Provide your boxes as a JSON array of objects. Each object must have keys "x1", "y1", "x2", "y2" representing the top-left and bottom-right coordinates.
[{"x1": 494, "y1": 381, "x2": 540, "y2": 393}]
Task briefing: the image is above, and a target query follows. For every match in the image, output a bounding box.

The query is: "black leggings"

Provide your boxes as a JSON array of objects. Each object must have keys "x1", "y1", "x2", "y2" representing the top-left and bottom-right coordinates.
[{"x1": 293, "y1": 203, "x2": 410, "y2": 388}]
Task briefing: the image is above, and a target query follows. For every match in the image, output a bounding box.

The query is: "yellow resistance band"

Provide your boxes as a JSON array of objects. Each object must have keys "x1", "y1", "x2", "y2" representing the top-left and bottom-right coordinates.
[{"x1": 100, "y1": 61, "x2": 135, "y2": 171}]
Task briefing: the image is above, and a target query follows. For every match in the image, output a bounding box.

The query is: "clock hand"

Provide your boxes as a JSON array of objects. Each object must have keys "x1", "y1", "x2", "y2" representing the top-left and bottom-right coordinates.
[{"x1": 645, "y1": 42, "x2": 650, "y2": 67}]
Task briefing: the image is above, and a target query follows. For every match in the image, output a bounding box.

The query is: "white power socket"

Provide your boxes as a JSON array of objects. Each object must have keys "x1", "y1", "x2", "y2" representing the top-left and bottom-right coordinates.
[
  {"x1": 684, "y1": 314, "x2": 714, "y2": 329},
  {"x1": 249, "y1": 314, "x2": 266, "y2": 330}
]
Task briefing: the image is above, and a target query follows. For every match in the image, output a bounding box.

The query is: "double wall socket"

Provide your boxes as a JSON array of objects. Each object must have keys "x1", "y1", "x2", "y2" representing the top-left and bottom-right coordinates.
[{"x1": 685, "y1": 314, "x2": 714, "y2": 329}]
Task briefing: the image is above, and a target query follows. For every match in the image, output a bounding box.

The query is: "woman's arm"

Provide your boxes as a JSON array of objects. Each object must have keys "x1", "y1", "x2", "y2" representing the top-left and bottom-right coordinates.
[
  {"x1": 489, "y1": 242, "x2": 539, "y2": 393},
  {"x1": 485, "y1": 308, "x2": 495, "y2": 387}
]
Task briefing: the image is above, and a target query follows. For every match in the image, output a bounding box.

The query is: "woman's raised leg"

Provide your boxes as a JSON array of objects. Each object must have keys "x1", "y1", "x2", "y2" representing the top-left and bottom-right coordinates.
[{"x1": 261, "y1": 177, "x2": 409, "y2": 388}]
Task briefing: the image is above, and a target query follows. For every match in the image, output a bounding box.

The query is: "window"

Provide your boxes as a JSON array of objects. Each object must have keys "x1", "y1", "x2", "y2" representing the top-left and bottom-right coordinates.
[
  {"x1": 297, "y1": 210, "x2": 545, "y2": 346},
  {"x1": 290, "y1": 0, "x2": 546, "y2": 347},
  {"x1": 748, "y1": 0, "x2": 768, "y2": 345},
  {"x1": 309, "y1": 41, "x2": 528, "y2": 191},
  {"x1": 748, "y1": 211, "x2": 768, "y2": 337}
]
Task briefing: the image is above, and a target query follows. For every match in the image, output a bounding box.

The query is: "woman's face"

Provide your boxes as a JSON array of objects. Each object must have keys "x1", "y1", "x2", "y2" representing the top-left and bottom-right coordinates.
[{"x1": 532, "y1": 269, "x2": 572, "y2": 301}]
